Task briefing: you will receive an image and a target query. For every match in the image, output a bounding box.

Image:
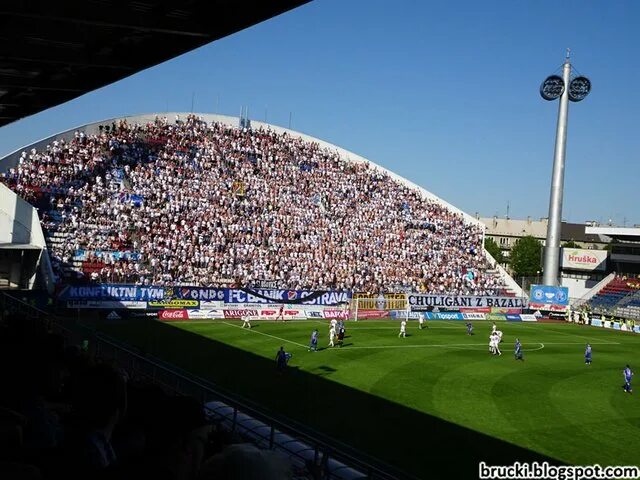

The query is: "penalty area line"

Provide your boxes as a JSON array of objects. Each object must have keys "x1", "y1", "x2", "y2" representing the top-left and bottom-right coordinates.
[{"x1": 221, "y1": 321, "x2": 308, "y2": 349}]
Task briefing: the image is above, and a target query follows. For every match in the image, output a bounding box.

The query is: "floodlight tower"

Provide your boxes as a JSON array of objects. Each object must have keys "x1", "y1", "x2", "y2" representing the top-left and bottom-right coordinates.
[{"x1": 540, "y1": 50, "x2": 591, "y2": 286}]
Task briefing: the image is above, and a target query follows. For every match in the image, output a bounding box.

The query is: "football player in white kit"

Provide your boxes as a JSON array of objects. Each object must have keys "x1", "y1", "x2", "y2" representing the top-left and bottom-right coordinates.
[
  {"x1": 330, "y1": 318, "x2": 338, "y2": 331},
  {"x1": 329, "y1": 325, "x2": 336, "y2": 347},
  {"x1": 492, "y1": 322, "x2": 497, "y2": 334},
  {"x1": 418, "y1": 312, "x2": 426, "y2": 330},
  {"x1": 241, "y1": 315, "x2": 252, "y2": 329},
  {"x1": 492, "y1": 332, "x2": 502, "y2": 355},
  {"x1": 398, "y1": 319, "x2": 407, "y2": 338}
]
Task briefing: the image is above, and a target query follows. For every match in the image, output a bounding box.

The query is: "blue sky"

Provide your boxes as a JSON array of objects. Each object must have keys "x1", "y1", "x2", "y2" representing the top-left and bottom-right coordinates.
[{"x1": 1, "y1": 0, "x2": 639, "y2": 225}]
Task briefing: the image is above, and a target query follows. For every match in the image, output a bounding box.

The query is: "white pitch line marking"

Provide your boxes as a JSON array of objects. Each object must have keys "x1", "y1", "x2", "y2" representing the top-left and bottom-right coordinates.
[
  {"x1": 346, "y1": 326, "x2": 463, "y2": 330},
  {"x1": 221, "y1": 321, "x2": 308, "y2": 348},
  {"x1": 537, "y1": 341, "x2": 620, "y2": 345},
  {"x1": 522, "y1": 343, "x2": 545, "y2": 352},
  {"x1": 323, "y1": 341, "x2": 618, "y2": 351}
]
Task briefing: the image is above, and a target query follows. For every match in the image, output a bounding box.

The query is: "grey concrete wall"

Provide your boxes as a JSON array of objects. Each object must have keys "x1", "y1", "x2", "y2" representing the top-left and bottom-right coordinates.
[{"x1": 0, "y1": 183, "x2": 45, "y2": 247}]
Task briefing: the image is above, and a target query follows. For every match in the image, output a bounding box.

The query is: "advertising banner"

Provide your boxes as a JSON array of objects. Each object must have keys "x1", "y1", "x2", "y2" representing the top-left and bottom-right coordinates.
[
  {"x1": 159, "y1": 309, "x2": 189, "y2": 320},
  {"x1": 226, "y1": 288, "x2": 351, "y2": 306},
  {"x1": 591, "y1": 319, "x2": 603, "y2": 328},
  {"x1": 66, "y1": 300, "x2": 147, "y2": 309},
  {"x1": 529, "y1": 303, "x2": 568, "y2": 312},
  {"x1": 460, "y1": 307, "x2": 491, "y2": 314},
  {"x1": 408, "y1": 294, "x2": 525, "y2": 310},
  {"x1": 187, "y1": 309, "x2": 224, "y2": 320},
  {"x1": 356, "y1": 310, "x2": 389, "y2": 319},
  {"x1": 425, "y1": 312, "x2": 464, "y2": 320},
  {"x1": 285, "y1": 309, "x2": 305, "y2": 320},
  {"x1": 58, "y1": 284, "x2": 350, "y2": 307},
  {"x1": 73, "y1": 250, "x2": 141, "y2": 262},
  {"x1": 529, "y1": 285, "x2": 569, "y2": 306},
  {"x1": 200, "y1": 301, "x2": 224, "y2": 309},
  {"x1": 506, "y1": 314, "x2": 522, "y2": 322},
  {"x1": 305, "y1": 310, "x2": 324, "y2": 319},
  {"x1": 634, "y1": 326, "x2": 640, "y2": 334},
  {"x1": 224, "y1": 309, "x2": 259, "y2": 318},
  {"x1": 561, "y1": 248, "x2": 607, "y2": 272},
  {"x1": 258, "y1": 308, "x2": 305, "y2": 320},
  {"x1": 147, "y1": 299, "x2": 199, "y2": 309},
  {"x1": 59, "y1": 284, "x2": 166, "y2": 301},
  {"x1": 224, "y1": 303, "x2": 266, "y2": 310},
  {"x1": 323, "y1": 309, "x2": 350, "y2": 319},
  {"x1": 462, "y1": 313, "x2": 486, "y2": 320},
  {"x1": 520, "y1": 314, "x2": 538, "y2": 322},
  {"x1": 166, "y1": 287, "x2": 227, "y2": 301},
  {"x1": 390, "y1": 310, "x2": 419, "y2": 319}
]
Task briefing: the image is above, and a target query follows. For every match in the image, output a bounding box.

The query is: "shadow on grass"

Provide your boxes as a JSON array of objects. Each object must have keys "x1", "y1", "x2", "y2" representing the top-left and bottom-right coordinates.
[{"x1": 99, "y1": 319, "x2": 560, "y2": 479}]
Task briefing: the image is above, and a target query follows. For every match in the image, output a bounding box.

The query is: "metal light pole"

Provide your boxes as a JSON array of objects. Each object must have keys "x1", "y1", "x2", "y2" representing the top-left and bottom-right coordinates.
[{"x1": 540, "y1": 50, "x2": 591, "y2": 286}]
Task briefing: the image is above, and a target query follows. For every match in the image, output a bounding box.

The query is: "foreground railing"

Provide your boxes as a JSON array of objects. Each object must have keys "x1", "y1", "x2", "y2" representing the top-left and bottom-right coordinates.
[{"x1": 0, "y1": 292, "x2": 416, "y2": 480}]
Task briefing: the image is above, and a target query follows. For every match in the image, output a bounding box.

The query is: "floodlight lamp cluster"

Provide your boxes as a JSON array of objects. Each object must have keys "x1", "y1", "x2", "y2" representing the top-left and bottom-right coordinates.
[{"x1": 540, "y1": 74, "x2": 591, "y2": 102}]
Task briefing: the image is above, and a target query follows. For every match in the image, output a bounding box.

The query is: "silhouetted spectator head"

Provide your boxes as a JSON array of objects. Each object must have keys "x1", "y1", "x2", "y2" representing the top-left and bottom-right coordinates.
[
  {"x1": 198, "y1": 443, "x2": 291, "y2": 480},
  {"x1": 73, "y1": 363, "x2": 127, "y2": 432}
]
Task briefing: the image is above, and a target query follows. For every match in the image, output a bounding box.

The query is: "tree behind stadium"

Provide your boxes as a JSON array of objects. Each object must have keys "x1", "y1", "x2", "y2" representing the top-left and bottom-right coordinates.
[
  {"x1": 510, "y1": 235, "x2": 543, "y2": 277},
  {"x1": 484, "y1": 237, "x2": 506, "y2": 265}
]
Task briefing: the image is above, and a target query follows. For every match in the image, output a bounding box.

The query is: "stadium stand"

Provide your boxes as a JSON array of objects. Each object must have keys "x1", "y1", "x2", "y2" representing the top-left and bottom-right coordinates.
[
  {"x1": 0, "y1": 293, "x2": 405, "y2": 480},
  {"x1": 0, "y1": 114, "x2": 509, "y2": 295},
  {"x1": 0, "y1": 307, "x2": 230, "y2": 479},
  {"x1": 583, "y1": 275, "x2": 640, "y2": 318}
]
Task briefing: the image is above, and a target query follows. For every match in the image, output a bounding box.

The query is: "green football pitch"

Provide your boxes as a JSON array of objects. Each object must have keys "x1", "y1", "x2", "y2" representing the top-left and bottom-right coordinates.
[{"x1": 97, "y1": 318, "x2": 640, "y2": 478}]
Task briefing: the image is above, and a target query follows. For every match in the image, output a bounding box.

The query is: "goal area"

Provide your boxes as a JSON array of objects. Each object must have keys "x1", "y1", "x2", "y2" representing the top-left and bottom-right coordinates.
[{"x1": 349, "y1": 293, "x2": 409, "y2": 321}]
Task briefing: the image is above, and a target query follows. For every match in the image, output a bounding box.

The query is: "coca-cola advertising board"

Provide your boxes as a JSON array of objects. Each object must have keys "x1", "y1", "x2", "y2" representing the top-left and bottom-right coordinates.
[{"x1": 159, "y1": 309, "x2": 189, "y2": 320}]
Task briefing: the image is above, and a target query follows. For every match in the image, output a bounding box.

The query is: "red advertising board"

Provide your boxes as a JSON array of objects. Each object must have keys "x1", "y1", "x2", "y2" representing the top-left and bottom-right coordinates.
[
  {"x1": 159, "y1": 309, "x2": 189, "y2": 321},
  {"x1": 258, "y1": 309, "x2": 304, "y2": 319},
  {"x1": 529, "y1": 303, "x2": 567, "y2": 312},
  {"x1": 323, "y1": 309, "x2": 350, "y2": 319}
]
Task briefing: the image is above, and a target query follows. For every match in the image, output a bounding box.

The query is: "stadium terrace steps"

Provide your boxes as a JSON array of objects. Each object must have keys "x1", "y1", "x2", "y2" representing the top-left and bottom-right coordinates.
[
  {"x1": 587, "y1": 276, "x2": 640, "y2": 318},
  {"x1": 613, "y1": 290, "x2": 640, "y2": 320}
]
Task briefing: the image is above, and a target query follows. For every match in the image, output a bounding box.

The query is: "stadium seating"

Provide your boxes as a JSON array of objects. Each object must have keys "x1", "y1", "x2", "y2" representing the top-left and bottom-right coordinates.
[
  {"x1": 0, "y1": 308, "x2": 296, "y2": 479},
  {"x1": 586, "y1": 276, "x2": 640, "y2": 318},
  {"x1": 1, "y1": 115, "x2": 507, "y2": 295}
]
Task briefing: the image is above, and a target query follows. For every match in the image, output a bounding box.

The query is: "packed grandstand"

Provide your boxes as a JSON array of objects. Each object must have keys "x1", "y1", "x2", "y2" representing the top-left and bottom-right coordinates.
[{"x1": 0, "y1": 114, "x2": 509, "y2": 296}]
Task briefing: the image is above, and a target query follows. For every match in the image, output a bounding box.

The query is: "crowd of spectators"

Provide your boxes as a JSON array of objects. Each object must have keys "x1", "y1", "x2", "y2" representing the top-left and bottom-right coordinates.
[
  {"x1": 1, "y1": 115, "x2": 506, "y2": 295},
  {"x1": 0, "y1": 309, "x2": 298, "y2": 479}
]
